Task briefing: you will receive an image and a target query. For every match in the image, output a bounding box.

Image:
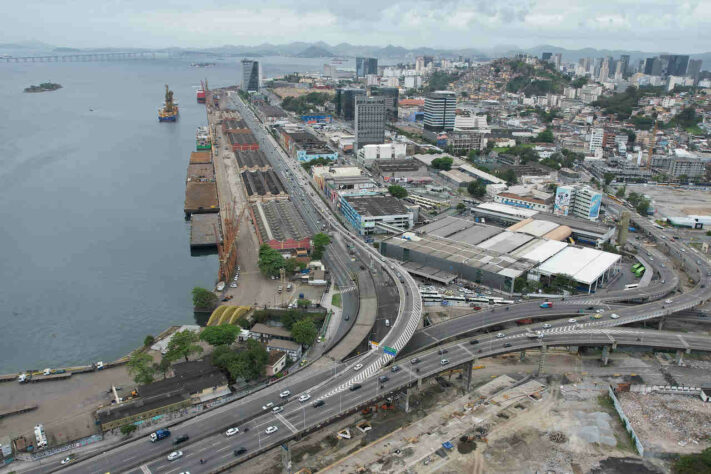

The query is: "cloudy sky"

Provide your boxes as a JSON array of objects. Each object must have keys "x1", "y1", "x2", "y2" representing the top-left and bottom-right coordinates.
[{"x1": 4, "y1": 0, "x2": 710, "y2": 53}]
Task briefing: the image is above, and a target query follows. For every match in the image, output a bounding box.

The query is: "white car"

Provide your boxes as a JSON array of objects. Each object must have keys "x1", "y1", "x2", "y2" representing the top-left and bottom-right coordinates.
[
  {"x1": 60, "y1": 456, "x2": 74, "y2": 465},
  {"x1": 665, "y1": 299, "x2": 672, "y2": 304},
  {"x1": 440, "y1": 359, "x2": 449, "y2": 365},
  {"x1": 262, "y1": 402, "x2": 275, "y2": 410},
  {"x1": 543, "y1": 323, "x2": 552, "y2": 329},
  {"x1": 272, "y1": 406, "x2": 283, "y2": 413},
  {"x1": 610, "y1": 314, "x2": 620, "y2": 319},
  {"x1": 279, "y1": 390, "x2": 291, "y2": 398},
  {"x1": 265, "y1": 426, "x2": 278, "y2": 435},
  {"x1": 568, "y1": 318, "x2": 577, "y2": 323},
  {"x1": 496, "y1": 333, "x2": 505, "y2": 338},
  {"x1": 353, "y1": 363, "x2": 363, "y2": 371},
  {"x1": 230, "y1": 282, "x2": 237, "y2": 288},
  {"x1": 298, "y1": 393, "x2": 311, "y2": 402},
  {"x1": 167, "y1": 451, "x2": 183, "y2": 461},
  {"x1": 225, "y1": 427, "x2": 239, "y2": 437}
]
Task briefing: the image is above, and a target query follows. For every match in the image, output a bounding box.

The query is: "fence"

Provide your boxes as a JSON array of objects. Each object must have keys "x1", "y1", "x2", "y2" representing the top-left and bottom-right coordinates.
[
  {"x1": 607, "y1": 385, "x2": 645, "y2": 456},
  {"x1": 30, "y1": 434, "x2": 103, "y2": 460}
]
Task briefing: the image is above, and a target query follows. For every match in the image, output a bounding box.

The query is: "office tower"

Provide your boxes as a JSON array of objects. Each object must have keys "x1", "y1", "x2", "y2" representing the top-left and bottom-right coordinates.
[
  {"x1": 687, "y1": 59, "x2": 702, "y2": 79},
  {"x1": 415, "y1": 56, "x2": 425, "y2": 73},
  {"x1": 369, "y1": 86, "x2": 399, "y2": 122},
  {"x1": 598, "y1": 57, "x2": 610, "y2": 82},
  {"x1": 336, "y1": 88, "x2": 366, "y2": 120},
  {"x1": 354, "y1": 96, "x2": 386, "y2": 152},
  {"x1": 541, "y1": 52, "x2": 553, "y2": 61},
  {"x1": 663, "y1": 55, "x2": 689, "y2": 76},
  {"x1": 553, "y1": 53, "x2": 562, "y2": 69},
  {"x1": 619, "y1": 54, "x2": 630, "y2": 77},
  {"x1": 424, "y1": 91, "x2": 456, "y2": 132},
  {"x1": 241, "y1": 59, "x2": 261, "y2": 92},
  {"x1": 356, "y1": 57, "x2": 378, "y2": 78},
  {"x1": 644, "y1": 57, "x2": 662, "y2": 76},
  {"x1": 614, "y1": 60, "x2": 624, "y2": 79}
]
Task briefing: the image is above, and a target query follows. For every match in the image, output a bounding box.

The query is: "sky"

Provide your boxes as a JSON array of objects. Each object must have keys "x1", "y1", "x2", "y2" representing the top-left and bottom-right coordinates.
[{"x1": 3, "y1": 0, "x2": 710, "y2": 53}]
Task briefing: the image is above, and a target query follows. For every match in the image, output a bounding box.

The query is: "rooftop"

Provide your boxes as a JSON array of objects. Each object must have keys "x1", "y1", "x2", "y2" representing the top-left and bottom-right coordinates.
[
  {"x1": 250, "y1": 323, "x2": 292, "y2": 339},
  {"x1": 343, "y1": 195, "x2": 411, "y2": 217},
  {"x1": 536, "y1": 246, "x2": 621, "y2": 285},
  {"x1": 251, "y1": 200, "x2": 310, "y2": 243}
]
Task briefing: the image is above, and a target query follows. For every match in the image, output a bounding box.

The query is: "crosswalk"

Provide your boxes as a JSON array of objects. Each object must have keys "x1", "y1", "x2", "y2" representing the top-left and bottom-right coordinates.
[
  {"x1": 275, "y1": 412, "x2": 299, "y2": 434},
  {"x1": 140, "y1": 465, "x2": 151, "y2": 474},
  {"x1": 340, "y1": 286, "x2": 358, "y2": 295}
]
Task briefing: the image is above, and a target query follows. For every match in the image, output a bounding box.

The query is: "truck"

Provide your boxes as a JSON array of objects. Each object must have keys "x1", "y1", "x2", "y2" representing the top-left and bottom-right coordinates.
[
  {"x1": 539, "y1": 301, "x2": 553, "y2": 308},
  {"x1": 150, "y1": 429, "x2": 171, "y2": 442}
]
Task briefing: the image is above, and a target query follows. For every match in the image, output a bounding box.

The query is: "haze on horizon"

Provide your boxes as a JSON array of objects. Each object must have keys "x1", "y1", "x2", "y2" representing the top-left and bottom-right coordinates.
[{"x1": 4, "y1": 0, "x2": 710, "y2": 53}]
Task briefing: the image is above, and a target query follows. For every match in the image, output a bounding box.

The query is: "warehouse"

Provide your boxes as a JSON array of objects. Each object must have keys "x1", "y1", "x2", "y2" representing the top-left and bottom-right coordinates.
[
  {"x1": 531, "y1": 246, "x2": 621, "y2": 293},
  {"x1": 241, "y1": 170, "x2": 288, "y2": 201},
  {"x1": 250, "y1": 200, "x2": 311, "y2": 253}
]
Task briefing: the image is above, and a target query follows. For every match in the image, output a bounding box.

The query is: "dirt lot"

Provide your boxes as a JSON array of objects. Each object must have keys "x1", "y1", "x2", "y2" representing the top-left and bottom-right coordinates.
[{"x1": 626, "y1": 184, "x2": 711, "y2": 218}]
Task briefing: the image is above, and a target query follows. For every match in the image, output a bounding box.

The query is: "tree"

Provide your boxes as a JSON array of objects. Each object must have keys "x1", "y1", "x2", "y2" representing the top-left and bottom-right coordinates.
[
  {"x1": 296, "y1": 298, "x2": 311, "y2": 308},
  {"x1": 431, "y1": 156, "x2": 453, "y2": 171},
  {"x1": 678, "y1": 174, "x2": 689, "y2": 185},
  {"x1": 615, "y1": 186, "x2": 626, "y2": 198},
  {"x1": 200, "y1": 324, "x2": 240, "y2": 347},
  {"x1": 143, "y1": 335, "x2": 155, "y2": 347},
  {"x1": 258, "y1": 244, "x2": 286, "y2": 277},
  {"x1": 127, "y1": 351, "x2": 155, "y2": 385},
  {"x1": 192, "y1": 287, "x2": 218, "y2": 310},
  {"x1": 311, "y1": 233, "x2": 331, "y2": 260},
  {"x1": 153, "y1": 357, "x2": 172, "y2": 380},
  {"x1": 291, "y1": 318, "x2": 318, "y2": 346},
  {"x1": 388, "y1": 185, "x2": 408, "y2": 199},
  {"x1": 467, "y1": 180, "x2": 487, "y2": 198},
  {"x1": 496, "y1": 168, "x2": 517, "y2": 185},
  {"x1": 165, "y1": 330, "x2": 203, "y2": 362},
  {"x1": 603, "y1": 172, "x2": 616, "y2": 186},
  {"x1": 536, "y1": 128, "x2": 554, "y2": 143},
  {"x1": 456, "y1": 202, "x2": 466, "y2": 213},
  {"x1": 120, "y1": 424, "x2": 137, "y2": 436}
]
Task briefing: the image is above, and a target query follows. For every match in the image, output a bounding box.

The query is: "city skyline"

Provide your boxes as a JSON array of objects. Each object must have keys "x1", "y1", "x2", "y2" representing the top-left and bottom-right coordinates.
[{"x1": 2, "y1": 0, "x2": 710, "y2": 53}]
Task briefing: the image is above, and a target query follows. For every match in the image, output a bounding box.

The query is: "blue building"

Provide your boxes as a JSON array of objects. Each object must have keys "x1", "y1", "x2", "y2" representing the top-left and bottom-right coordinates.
[
  {"x1": 340, "y1": 195, "x2": 414, "y2": 236},
  {"x1": 301, "y1": 114, "x2": 333, "y2": 124}
]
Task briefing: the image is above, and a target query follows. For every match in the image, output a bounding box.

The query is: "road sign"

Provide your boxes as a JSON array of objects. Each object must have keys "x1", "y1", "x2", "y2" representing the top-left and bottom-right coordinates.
[{"x1": 383, "y1": 346, "x2": 397, "y2": 356}]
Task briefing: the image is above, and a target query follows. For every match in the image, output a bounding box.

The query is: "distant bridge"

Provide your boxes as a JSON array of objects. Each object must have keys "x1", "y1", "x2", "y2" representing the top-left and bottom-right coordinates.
[{"x1": 0, "y1": 51, "x2": 163, "y2": 63}]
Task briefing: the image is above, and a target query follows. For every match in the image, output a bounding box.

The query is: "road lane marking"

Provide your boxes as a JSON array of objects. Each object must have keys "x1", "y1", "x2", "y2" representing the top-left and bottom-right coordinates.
[{"x1": 140, "y1": 465, "x2": 151, "y2": 474}]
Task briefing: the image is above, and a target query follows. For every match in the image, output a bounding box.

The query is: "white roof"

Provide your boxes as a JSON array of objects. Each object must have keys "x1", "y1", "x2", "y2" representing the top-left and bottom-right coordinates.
[
  {"x1": 459, "y1": 163, "x2": 506, "y2": 184},
  {"x1": 512, "y1": 239, "x2": 568, "y2": 263},
  {"x1": 537, "y1": 247, "x2": 621, "y2": 285},
  {"x1": 477, "y1": 202, "x2": 539, "y2": 218},
  {"x1": 515, "y1": 219, "x2": 559, "y2": 237},
  {"x1": 477, "y1": 231, "x2": 533, "y2": 253}
]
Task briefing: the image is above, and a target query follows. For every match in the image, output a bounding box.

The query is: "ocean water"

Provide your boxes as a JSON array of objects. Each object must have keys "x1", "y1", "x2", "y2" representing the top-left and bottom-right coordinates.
[{"x1": 0, "y1": 55, "x2": 325, "y2": 372}]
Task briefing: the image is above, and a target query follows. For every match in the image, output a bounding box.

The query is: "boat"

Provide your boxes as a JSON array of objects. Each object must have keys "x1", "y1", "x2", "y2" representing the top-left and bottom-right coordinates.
[
  {"x1": 216, "y1": 282, "x2": 226, "y2": 291},
  {"x1": 196, "y1": 79, "x2": 207, "y2": 103},
  {"x1": 196, "y1": 126, "x2": 211, "y2": 150},
  {"x1": 158, "y1": 84, "x2": 179, "y2": 122}
]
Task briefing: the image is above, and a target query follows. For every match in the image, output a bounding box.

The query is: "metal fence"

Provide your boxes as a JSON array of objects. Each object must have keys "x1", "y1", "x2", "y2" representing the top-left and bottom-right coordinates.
[{"x1": 30, "y1": 434, "x2": 103, "y2": 460}]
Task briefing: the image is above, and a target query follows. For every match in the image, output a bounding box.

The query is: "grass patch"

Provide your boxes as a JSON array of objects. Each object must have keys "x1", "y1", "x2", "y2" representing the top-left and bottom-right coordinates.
[
  {"x1": 597, "y1": 394, "x2": 615, "y2": 413},
  {"x1": 331, "y1": 293, "x2": 341, "y2": 308}
]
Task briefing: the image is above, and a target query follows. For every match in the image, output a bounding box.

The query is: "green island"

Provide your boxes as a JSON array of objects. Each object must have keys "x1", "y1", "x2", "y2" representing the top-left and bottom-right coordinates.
[{"x1": 24, "y1": 82, "x2": 63, "y2": 93}]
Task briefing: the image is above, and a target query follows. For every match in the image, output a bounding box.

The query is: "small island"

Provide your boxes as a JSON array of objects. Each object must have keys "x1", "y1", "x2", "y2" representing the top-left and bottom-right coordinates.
[
  {"x1": 24, "y1": 82, "x2": 62, "y2": 93},
  {"x1": 190, "y1": 62, "x2": 216, "y2": 68}
]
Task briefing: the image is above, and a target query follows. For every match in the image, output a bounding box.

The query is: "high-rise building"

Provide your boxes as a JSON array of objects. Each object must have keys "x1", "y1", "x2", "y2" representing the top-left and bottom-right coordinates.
[
  {"x1": 553, "y1": 53, "x2": 562, "y2": 70},
  {"x1": 619, "y1": 55, "x2": 630, "y2": 77},
  {"x1": 644, "y1": 57, "x2": 662, "y2": 76},
  {"x1": 415, "y1": 56, "x2": 425, "y2": 73},
  {"x1": 369, "y1": 86, "x2": 399, "y2": 122},
  {"x1": 356, "y1": 57, "x2": 378, "y2": 78},
  {"x1": 241, "y1": 59, "x2": 261, "y2": 92},
  {"x1": 662, "y1": 55, "x2": 689, "y2": 77},
  {"x1": 336, "y1": 88, "x2": 366, "y2": 120},
  {"x1": 354, "y1": 97, "x2": 386, "y2": 152},
  {"x1": 554, "y1": 185, "x2": 603, "y2": 220},
  {"x1": 589, "y1": 128, "x2": 604, "y2": 154},
  {"x1": 541, "y1": 52, "x2": 553, "y2": 61},
  {"x1": 598, "y1": 57, "x2": 610, "y2": 82},
  {"x1": 687, "y1": 59, "x2": 703, "y2": 79},
  {"x1": 424, "y1": 91, "x2": 456, "y2": 132}
]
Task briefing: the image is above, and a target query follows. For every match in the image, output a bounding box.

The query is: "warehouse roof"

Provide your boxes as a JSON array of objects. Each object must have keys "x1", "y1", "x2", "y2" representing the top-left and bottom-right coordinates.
[
  {"x1": 476, "y1": 202, "x2": 539, "y2": 218},
  {"x1": 477, "y1": 231, "x2": 533, "y2": 253},
  {"x1": 512, "y1": 219, "x2": 559, "y2": 237},
  {"x1": 511, "y1": 239, "x2": 568, "y2": 263},
  {"x1": 343, "y1": 195, "x2": 411, "y2": 217},
  {"x1": 537, "y1": 246, "x2": 621, "y2": 285},
  {"x1": 458, "y1": 163, "x2": 507, "y2": 184}
]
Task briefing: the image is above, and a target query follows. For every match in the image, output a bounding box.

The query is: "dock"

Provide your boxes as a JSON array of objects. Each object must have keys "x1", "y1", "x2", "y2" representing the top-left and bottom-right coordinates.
[{"x1": 190, "y1": 213, "x2": 223, "y2": 249}]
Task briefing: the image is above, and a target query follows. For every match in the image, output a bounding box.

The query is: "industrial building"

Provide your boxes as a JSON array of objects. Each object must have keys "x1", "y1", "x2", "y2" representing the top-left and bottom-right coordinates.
[
  {"x1": 249, "y1": 200, "x2": 311, "y2": 253},
  {"x1": 311, "y1": 165, "x2": 379, "y2": 205},
  {"x1": 356, "y1": 142, "x2": 407, "y2": 166},
  {"x1": 234, "y1": 150, "x2": 271, "y2": 171},
  {"x1": 340, "y1": 195, "x2": 415, "y2": 236},
  {"x1": 530, "y1": 246, "x2": 621, "y2": 293},
  {"x1": 278, "y1": 128, "x2": 338, "y2": 163},
  {"x1": 241, "y1": 169, "x2": 288, "y2": 201}
]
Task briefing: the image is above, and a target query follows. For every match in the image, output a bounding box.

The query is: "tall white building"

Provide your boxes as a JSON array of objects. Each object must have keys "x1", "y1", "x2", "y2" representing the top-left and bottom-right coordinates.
[
  {"x1": 554, "y1": 185, "x2": 603, "y2": 220},
  {"x1": 589, "y1": 128, "x2": 604, "y2": 154}
]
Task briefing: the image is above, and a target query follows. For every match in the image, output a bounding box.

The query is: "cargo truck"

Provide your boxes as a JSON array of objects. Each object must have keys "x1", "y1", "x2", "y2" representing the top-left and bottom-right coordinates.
[{"x1": 150, "y1": 429, "x2": 171, "y2": 442}]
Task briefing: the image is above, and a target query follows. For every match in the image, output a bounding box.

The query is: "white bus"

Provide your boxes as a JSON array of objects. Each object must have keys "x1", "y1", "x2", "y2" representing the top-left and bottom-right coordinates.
[{"x1": 624, "y1": 283, "x2": 639, "y2": 290}]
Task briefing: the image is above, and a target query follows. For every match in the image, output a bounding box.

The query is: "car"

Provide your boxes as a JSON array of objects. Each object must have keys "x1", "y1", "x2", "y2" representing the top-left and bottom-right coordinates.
[
  {"x1": 568, "y1": 318, "x2": 577, "y2": 323},
  {"x1": 230, "y1": 282, "x2": 237, "y2": 288},
  {"x1": 174, "y1": 434, "x2": 190, "y2": 444},
  {"x1": 225, "y1": 427, "x2": 239, "y2": 437},
  {"x1": 591, "y1": 313, "x2": 602, "y2": 319},
  {"x1": 440, "y1": 359, "x2": 449, "y2": 365},
  {"x1": 496, "y1": 333, "x2": 505, "y2": 338},
  {"x1": 503, "y1": 343, "x2": 512, "y2": 348},
  {"x1": 265, "y1": 426, "x2": 278, "y2": 435},
  {"x1": 353, "y1": 363, "x2": 363, "y2": 371},
  {"x1": 279, "y1": 390, "x2": 291, "y2": 398},
  {"x1": 469, "y1": 339, "x2": 479, "y2": 345},
  {"x1": 272, "y1": 406, "x2": 283, "y2": 413},
  {"x1": 234, "y1": 447, "x2": 247, "y2": 456},
  {"x1": 167, "y1": 451, "x2": 183, "y2": 461},
  {"x1": 262, "y1": 402, "x2": 275, "y2": 410},
  {"x1": 586, "y1": 306, "x2": 595, "y2": 310},
  {"x1": 233, "y1": 275, "x2": 239, "y2": 281},
  {"x1": 60, "y1": 456, "x2": 74, "y2": 465},
  {"x1": 378, "y1": 375, "x2": 390, "y2": 383},
  {"x1": 391, "y1": 365, "x2": 401, "y2": 373},
  {"x1": 543, "y1": 323, "x2": 552, "y2": 329},
  {"x1": 610, "y1": 313, "x2": 620, "y2": 319},
  {"x1": 349, "y1": 384, "x2": 362, "y2": 391},
  {"x1": 410, "y1": 358, "x2": 421, "y2": 364},
  {"x1": 665, "y1": 299, "x2": 673, "y2": 304},
  {"x1": 312, "y1": 400, "x2": 325, "y2": 408},
  {"x1": 298, "y1": 394, "x2": 311, "y2": 402}
]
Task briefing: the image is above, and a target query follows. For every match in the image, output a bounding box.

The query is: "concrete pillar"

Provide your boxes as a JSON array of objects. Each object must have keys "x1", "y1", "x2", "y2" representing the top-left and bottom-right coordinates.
[
  {"x1": 675, "y1": 350, "x2": 684, "y2": 366},
  {"x1": 465, "y1": 360, "x2": 473, "y2": 391},
  {"x1": 601, "y1": 345, "x2": 610, "y2": 366},
  {"x1": 404, "y1": 388, "x2": 411, "y2": 413},
  {"x1": 519, "y1": 351, "x2": 526, "y2": 361},
  {"x1": 658, "y1": 317, "x2": 664, "y2": 331},
  {"x1": 536, "y1": 345, "x2": 547, "y2": 375},
  {"x1": 417, "y1": 377, "x2": 422, "y2": 391}
]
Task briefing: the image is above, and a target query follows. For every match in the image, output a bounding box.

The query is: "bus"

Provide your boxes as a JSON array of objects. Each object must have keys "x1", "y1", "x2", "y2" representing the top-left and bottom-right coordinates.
[
  {"x1": 624, "y1": 283, "x2": 639, "y2": 290},
  {"x1": 443, "y1": 295, "x2": 467, "y2": 304},
  {"x1": 421, "y1": 294, "x2": 442, "y2": 303},
  {"x1": 631, "y1": 263, "x2": 643, "y2": 272},
  {"x1": 633, "y1": 266, "x2": 646, "y2": 277}
]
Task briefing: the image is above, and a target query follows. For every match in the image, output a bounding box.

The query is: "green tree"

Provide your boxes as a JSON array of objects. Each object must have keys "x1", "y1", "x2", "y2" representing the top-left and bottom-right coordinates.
[
  {"x1": 603, "y1": 172, "x2": 616, "y2": 186},
  {"x1": 431, "y1": 156, "x2": 453, "y2": 171},
  {"x1": 678, "y1": 174, "x2": 689, "y2": 185},
  {"x1": 120, "y1": 424, "x2": 137, "y2": 436},
  {"x1": 165, "y1": 330, "x2": 203, "y2": 362},
  {"x1": 496, "y1": 168, "x2": 517, "y2": 185},
  {"x1": 200, "y1": 324, "x2": 240, "y2": 347},
  {"x1": 143, "y1": 335, "x2": 155, "y2": 347},
  {"x1": 192, "y1": 287, "x2": 218, "y2": 309},
  {"x1": 467, "y1": 180, "x2": 487, "y2": 198},
  {"x1": 296, "y1": 298, "x2": 311, "y2": 308},
  {"x1": 153, "y1": 357, "x2": 172, "y2": 380},
  {"x1": 127, "y1": 351, "x2": 155, "y2": 385},
  {"x1": 258, "y1": 244, "x2": 286, "y2": 277},
  {"x1": 311, "y1": 233, "x2": 331, "y2": 260},
  {"x1": 615, "y1": 186, "x2": 626, "y2": 198},
  {"x1": 673, "y1": 447, "x2": 711, "y2": 474},
  {"x1": 291, "y1": 318, "x2": 318, "y2": 346},
  {"x1": 456, "y1": 202, "x2": 466, "y2": 212},
  {"x1": 536, "y1": 128, "x2": 554, "y2": 143},
  {"x1": 388, "y1": 185, "x2": 408, "y2": 198}
]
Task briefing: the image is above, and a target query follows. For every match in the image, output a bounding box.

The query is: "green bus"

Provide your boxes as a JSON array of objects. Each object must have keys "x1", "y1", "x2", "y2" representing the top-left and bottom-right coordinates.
[
  {"x1": 633, "y1": 266, "x2": 645, "y2": 277},
  {"x1": 631, "y1": 263, "x2": 643, "y2": 272}
]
